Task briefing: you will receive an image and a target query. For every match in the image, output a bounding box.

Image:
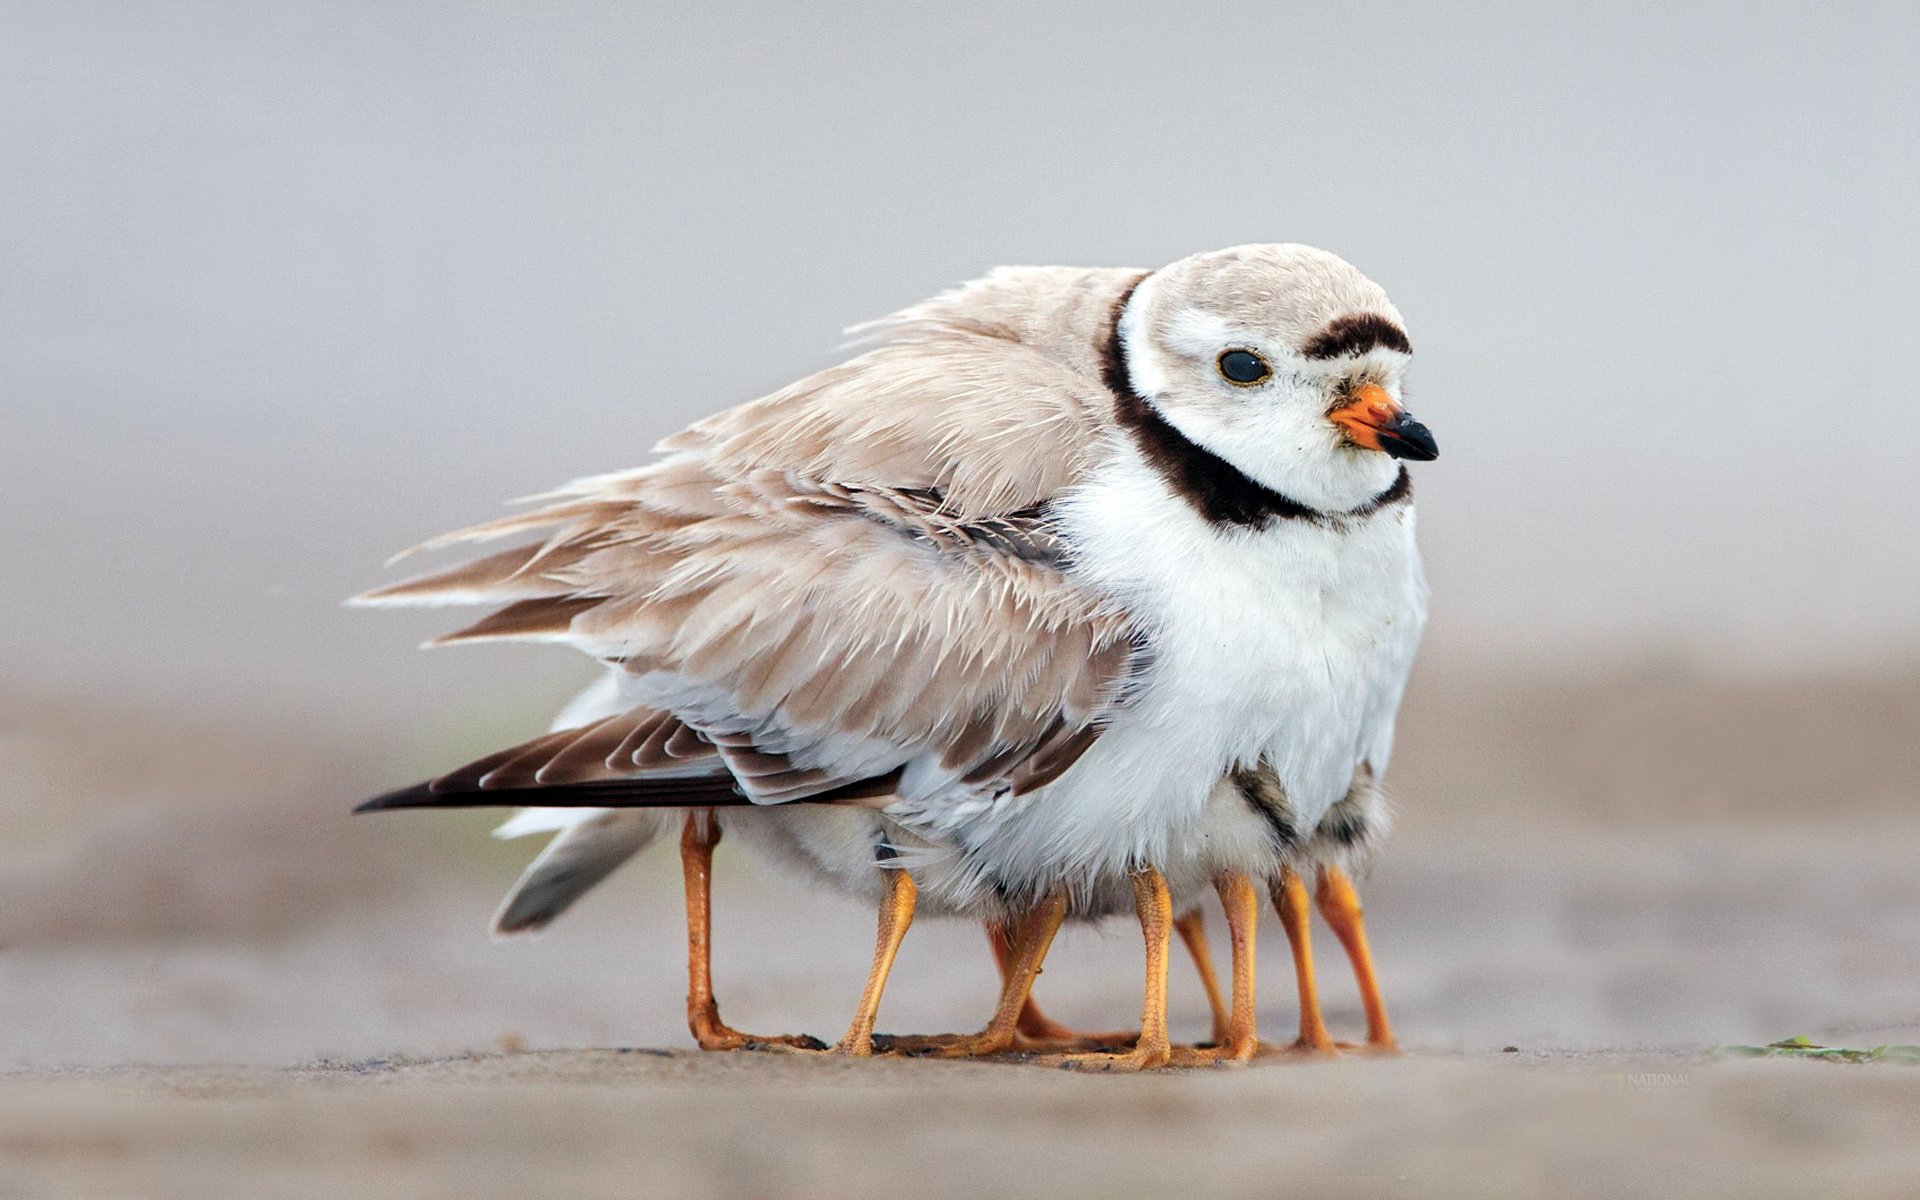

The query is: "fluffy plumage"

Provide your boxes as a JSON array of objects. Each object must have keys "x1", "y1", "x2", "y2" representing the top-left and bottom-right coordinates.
[
  {"x1": 356, "y1": 270, "x2": 1147, "y2": 815},
  {"x1": 360, "y1": 242, "x2": 1430, "y2": 924}
]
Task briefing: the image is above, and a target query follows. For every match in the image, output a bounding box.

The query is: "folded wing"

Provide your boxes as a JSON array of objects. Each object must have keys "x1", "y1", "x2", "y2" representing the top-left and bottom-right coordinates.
[{"x1": 356, "y1": 267, "x2": 1146, "y2": 812}]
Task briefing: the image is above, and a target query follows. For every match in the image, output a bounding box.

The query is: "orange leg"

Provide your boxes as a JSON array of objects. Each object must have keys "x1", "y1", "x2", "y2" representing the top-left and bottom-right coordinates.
[
  {"x1": 1050, "y1": 868, "x2": 1175, "y2": 1072},
  {"x1": 991, "y1": 919, "x2": 1076, "y2": 1041},
  {"x1": 1316, "y1": 864, "x2": 1399, "y2": 1053},
  {"x1": 992, "y1": 907, "x2": 1226, "y2": 1050},
  {"x1": 913, "y1": 891, "x2": 1070, "y2": 1058},
  {"x1": 831, "y1": 867, "x2": 918, "y2": 1056},
  {"x1": 1271, "y1": 867, "x2": 1337, "y2": 1056},
  {"x1": 1172, "y1": 873, "x2": 1261, "y2": 1065},
  {"x1": 979, "y1": 920, "x2": 1137, "y2": 1050},
  {"x1": 680, "y1": 813, "x2": 824, "y2": 1052},
  {"x1": 1174, "y1": 907, "x2": 1231, "y2": 1047}
]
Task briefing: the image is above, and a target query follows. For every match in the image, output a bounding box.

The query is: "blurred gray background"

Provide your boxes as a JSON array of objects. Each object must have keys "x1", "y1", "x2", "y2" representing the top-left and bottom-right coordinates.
[
  {"x1": 3, "y1": 2, "x2": 1918, "y2": 1079},
  {"x1": 7, "y1": 1, "x2": 1918, "y2": 733}
]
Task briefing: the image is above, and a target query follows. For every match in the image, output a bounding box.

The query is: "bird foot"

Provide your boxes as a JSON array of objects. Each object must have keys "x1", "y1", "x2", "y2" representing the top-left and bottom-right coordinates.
[
  {"x1": 1006, "y1": 1027, "x2": 1141, "y2": 1054},
  {"x1": 742, "y1": 1036, "x2": 832, "y2": 1054},
  {"x1": 1012, "y1": 1019, "x2": 1140, "y2": 1050},
  {"x1": 1040, "y1": 1041, "x2": 1174, "y2": 1072},
  {"x1": 1164, "y1": 1040, "x2": 1259, "y2": 1068},
  {"x1": 868, "y1": 1027, "x2": 1126, "y2": 1059},
  {"x1": 694, "y1": 1026, "x2": 828, "y2": 1053},
  {"x1": 909, "y1": 1030, "x2": 1032, "y2": 1059},
  {"x1": 868, "y1": 1031, "x2": 977, "y2": 1055},
  {"x1": 1253, "y1": 1036, "x2": 1344, "y2": 1060}
]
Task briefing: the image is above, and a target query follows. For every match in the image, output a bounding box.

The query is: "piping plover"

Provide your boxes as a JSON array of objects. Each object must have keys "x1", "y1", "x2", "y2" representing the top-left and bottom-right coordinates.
[{"x1": 357, "y1": 243, "x2": 1434, "y2": 1068}]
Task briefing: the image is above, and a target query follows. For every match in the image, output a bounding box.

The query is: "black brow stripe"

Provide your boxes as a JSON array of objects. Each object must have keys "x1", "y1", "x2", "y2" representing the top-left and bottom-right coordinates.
[{"x1": 1302, "y1": 313, "x2": 1411, "y2": 360}]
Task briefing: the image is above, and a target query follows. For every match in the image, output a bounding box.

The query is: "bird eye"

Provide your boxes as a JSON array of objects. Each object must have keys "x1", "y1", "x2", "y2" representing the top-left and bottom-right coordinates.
[{"x1": 1216, "y1": 349, "x2": 1272, "y2": 386}]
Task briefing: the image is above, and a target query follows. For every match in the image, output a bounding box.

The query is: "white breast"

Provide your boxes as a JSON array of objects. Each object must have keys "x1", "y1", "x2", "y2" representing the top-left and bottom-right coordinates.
[{"x1": 932, "y1": 445, "x2": 1427, "y2": 905}]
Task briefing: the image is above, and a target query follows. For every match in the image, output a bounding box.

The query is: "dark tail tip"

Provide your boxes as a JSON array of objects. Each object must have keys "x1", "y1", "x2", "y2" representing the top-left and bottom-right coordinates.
[{"x1": 353, "y1": 782, "x2": 439, "y2": 814}]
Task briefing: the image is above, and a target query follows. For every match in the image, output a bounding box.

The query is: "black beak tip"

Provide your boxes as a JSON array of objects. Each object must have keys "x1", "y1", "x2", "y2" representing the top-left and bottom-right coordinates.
[{"x1": 1380, "y1": 414, "x2": 1438, "y2": 462}]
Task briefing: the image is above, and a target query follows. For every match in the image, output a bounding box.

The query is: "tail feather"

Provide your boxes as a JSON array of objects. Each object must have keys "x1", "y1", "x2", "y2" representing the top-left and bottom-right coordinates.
[
  {"x1": 354, "y1": 705, "x2": 903, "y2": 814},
  {"x1": 493, "y1": 808, "x2": 593, "y2": 839},
  {"x1": 354, "y1": 706, "x2": 734, "y2": 813},
  {"x1": 355, "y1": 774, "x2": 747, "y2": 813},
  {"x1": 356, "y1": 769, "x2": 902, "y2": 813},
  {"x1": 491, "y1": 809, "x2": 668, "y2": 936}
]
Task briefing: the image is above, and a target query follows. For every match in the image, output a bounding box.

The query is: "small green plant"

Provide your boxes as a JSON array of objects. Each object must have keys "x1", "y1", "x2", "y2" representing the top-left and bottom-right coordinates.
[{"x1": 1714, "y1": 1036, "x2": 1920, "y2": 1064}]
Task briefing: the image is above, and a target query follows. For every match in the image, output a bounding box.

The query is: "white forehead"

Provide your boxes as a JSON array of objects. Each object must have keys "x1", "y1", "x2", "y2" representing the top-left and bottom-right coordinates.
[
  {"x1": 1158, "y1": 305, "x2": 1250, "y2": 357},
  {"x1": 1130, "y1": 243, "x2": 1404, "y2": 357},
  {"x1": 1150, "y1": 304, "x2": 1409, "y2": 376}
]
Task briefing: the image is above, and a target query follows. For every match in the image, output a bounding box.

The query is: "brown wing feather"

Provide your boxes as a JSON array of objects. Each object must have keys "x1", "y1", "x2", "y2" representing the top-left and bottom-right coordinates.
[
  {"x1": 534, "y1": 708, "x2": 657, "y2": 785},
  {"x1": 357, "y1": 266, "x2": 1148, "y2": 803},
  {"x1": 355, "y1": 717, "x2": 903, "y2": 814},
  {"x1": 354, "y1": 544, "x2": 550, "y2": 606},
  {"x1": 428, "y1": 732, "x2": 575, "y2": 793},
  {"x1": 432, "y1": 595, "x2": 604, "y2": 646},
  {"x1": 608, "y1": 708, "x2": 678, "y2": 769},
  {"x1": 357, "y1": 708, "x2": 733, "y2": 813},
  {"x1": 356, "y1": 777, "x2": 748, "y2": 813}
]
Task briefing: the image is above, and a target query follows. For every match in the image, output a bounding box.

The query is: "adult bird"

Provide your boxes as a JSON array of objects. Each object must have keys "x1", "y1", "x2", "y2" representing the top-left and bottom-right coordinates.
[{"x1": 357, "y1": 244, "x2": 1434, "y2": 1067}]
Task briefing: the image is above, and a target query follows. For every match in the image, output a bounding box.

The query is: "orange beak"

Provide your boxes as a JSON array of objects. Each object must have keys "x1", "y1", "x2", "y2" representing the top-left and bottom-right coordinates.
[{"x1": 1329, "y1": 384, "x2": 1438, "y2": 461}]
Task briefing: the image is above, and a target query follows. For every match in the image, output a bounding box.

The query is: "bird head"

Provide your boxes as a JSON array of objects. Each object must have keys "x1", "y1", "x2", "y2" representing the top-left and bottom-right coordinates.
[{"x1": 1118, "y1": 243, "x2": 1435, "y2": 513}]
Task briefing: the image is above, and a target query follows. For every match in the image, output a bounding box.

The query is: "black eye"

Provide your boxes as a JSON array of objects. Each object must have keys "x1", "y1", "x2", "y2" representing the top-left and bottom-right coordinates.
[{"x1": 1216, "y1": 349, "x2": 1272, "y2": 386}]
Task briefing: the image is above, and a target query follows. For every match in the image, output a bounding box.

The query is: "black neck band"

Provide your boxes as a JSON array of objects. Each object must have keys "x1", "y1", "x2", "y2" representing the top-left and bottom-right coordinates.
[{"x1": 1097, "y1": 278, "x2": 1409, "y2": 529}]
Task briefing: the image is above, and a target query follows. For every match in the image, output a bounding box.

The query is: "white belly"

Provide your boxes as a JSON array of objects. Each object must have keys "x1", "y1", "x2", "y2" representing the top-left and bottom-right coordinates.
[{"x1": 914, "y1": 451, "x2": 1427, "y2": 906}]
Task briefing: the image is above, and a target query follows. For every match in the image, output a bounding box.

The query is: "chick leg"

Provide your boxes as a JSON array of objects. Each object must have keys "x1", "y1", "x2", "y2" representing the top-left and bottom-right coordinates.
[
  {"x1": 1174, "y1": 907, "x2": 1232, "y2": 1047},
  {"x1": 831, "y1": 866, "x2": 918, "y2": 1056},
  {"x1": 1169, "y1": 872, "x2": 1261, "y2": 1065},
  {"x1": 984, "y1": 920, "x2": 1137, "y2": 1051},
  {"x1": 993, "y1": 919, "x2": 1075, "y2": 1041},
  {"x1": 1271, "y1": 866, "x2": 1338, "y2": 1055},
  {"x1": 1315, "y1": 864, "x2": 1399, "y2": 1053},
  {"x1": 1050, "y1": 867, "x2": 1175, "y2": 1072},
  {"x1": 913, "y1": 890, "x2": 1070, "y2": 1058},
  {"x1": 680, "y1": 813, "x2": 825, "y2": 1051},
  {"x1": 991, "y1": 907, "x2": 1225, "y2": 1050}
]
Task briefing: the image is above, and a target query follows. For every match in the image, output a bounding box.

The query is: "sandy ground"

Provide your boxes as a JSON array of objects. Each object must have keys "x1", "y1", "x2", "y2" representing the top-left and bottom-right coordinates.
[
  {"x1": 9, "y1": 1047, "x2": 1920, "y2": 1200},
  {"x1": 3, "y1": 659, "x2": 1919, "y2": 1196}
]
